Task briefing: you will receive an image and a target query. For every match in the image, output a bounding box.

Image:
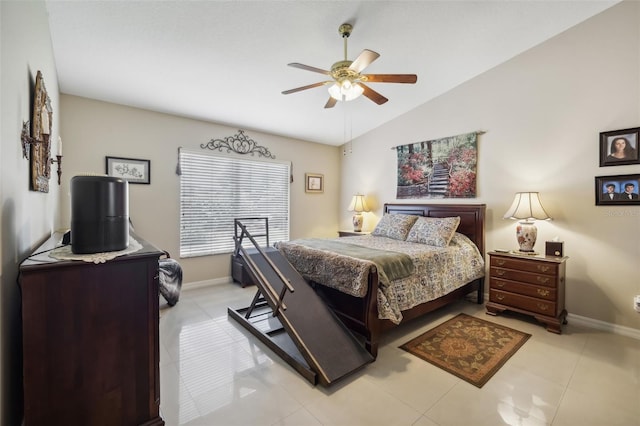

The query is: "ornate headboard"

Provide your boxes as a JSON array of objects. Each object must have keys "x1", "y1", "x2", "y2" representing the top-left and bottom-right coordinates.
[{"x1": 384, "y1": 203, "x2": 486, "y2": 257}]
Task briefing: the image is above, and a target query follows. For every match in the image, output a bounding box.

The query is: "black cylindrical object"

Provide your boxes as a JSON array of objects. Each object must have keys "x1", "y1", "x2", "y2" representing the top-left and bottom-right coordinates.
[{"x1": 70, "y1": 175, "x2": 129, "y2": 254}]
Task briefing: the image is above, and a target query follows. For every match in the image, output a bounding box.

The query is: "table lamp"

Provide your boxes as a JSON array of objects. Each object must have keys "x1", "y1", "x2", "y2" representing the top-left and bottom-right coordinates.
[
  {"x1": 348, "y1": 194, "x2": 369, "y2": 232},
  {"x1": 503, "y1": 192, "x2": 552, "y2": 252}
]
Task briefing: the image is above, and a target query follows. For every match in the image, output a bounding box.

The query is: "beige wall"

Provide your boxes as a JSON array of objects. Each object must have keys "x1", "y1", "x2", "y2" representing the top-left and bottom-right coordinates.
[
  {"x1": 59, "y1": 95, "x2": 342, "y2": 284},
  {"x1": 0, "y1": 1, "x2": 62, "y2": 423},
  {"x1": 341, "y1": 1, "x2": 640, "y2": 332}
]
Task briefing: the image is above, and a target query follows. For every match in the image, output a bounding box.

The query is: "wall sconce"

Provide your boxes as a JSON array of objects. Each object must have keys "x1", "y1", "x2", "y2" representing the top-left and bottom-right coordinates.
[
  {"x1": 503, "y1": 192, "x2": 552, "y2": 253},
  {"x1": 51, "y1": 153, "x2": 63, "y2": 186},
  {"x1": 348, "y1": 193, "x2": 370, "y2": 232},
  {"x1": 51, "y1": 136, "x2": 63, "y2": 185},
  {"x1": 20, "y1": 122, "x2": 63, "y2": 186}
]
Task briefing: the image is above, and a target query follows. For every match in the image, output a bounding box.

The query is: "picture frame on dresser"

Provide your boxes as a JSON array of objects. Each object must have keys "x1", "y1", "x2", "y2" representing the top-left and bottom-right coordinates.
[
  {"x1": 599, "y1": 127, "x2": 640, "y2": 167},
  {"x1": 595, "y1": 174, "x2": 640, "y2": 205}
]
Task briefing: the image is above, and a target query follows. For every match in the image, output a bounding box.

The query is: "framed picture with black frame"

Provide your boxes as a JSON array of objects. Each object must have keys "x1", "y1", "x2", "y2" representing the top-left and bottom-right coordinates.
[
  {"x1": 599, "y1": 127, "x2": 640, "y2": 167},
  {"x1": 595, "y1": 174, "x2": 640, "y2": 205},
  {"x1": 106, "y1": 156, "x2": 151, "y2": 184}
]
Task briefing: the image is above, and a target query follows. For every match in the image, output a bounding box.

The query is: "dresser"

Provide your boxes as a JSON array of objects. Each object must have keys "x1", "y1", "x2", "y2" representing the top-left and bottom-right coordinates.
[
  {"x1": 485, "y1": 251, "x2": 568, "y2": 333},
  {"x1": 19, "y1": 233, "x2": 164, "y2": 425}
]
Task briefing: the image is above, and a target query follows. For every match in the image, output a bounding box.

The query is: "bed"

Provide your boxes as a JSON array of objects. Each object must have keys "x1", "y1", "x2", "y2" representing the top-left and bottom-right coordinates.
[{"x1": 276, "y1": 203, "x2": 486, "y2": 358}]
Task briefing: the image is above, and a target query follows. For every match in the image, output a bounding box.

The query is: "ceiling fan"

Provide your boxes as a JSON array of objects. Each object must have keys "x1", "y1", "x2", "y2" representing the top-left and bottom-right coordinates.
[{"x1": 282, "y1": 23, "x2": 417, "y2": 109}]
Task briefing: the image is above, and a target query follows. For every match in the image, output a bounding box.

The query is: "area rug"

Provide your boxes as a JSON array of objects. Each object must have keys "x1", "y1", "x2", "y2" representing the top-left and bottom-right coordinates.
[{"x1": 400, "y1": 313, "x2": 531, "y2": 388}]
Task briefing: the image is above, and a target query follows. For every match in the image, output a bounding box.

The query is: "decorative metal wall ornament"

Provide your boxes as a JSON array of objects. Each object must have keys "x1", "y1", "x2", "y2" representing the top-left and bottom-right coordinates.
[{"x1": 200, "y1": 130, "x2": 275, "y2": 159}]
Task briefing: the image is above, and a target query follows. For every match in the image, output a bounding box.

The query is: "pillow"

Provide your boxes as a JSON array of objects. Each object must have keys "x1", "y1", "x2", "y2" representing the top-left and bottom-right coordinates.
[
  {"x1": 371, "y1": 214, "x2": 419, "y2": 240},
  {"x1": 406, "y1": 216, "x2": 461, "y2": 247}
]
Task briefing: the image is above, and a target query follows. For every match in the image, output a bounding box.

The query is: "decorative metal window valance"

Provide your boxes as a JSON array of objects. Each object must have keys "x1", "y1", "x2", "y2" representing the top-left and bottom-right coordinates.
[{"x1": 201, "y1": 129, "x2": 275, "y2": 159}]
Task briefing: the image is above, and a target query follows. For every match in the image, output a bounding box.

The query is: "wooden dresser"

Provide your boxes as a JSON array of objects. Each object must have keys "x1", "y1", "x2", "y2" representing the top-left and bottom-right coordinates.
[
  {"x1": 19, "y1": 233, "x2": 164, "y2": 425},
  {"x1": 485, "y1": 251, "x2": 568, "y2": 333}
]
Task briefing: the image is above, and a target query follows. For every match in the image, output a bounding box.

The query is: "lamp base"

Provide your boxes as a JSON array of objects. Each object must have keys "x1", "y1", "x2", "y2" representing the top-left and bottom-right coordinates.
[
  {"x1": 516, "y1": 221, "x2": 537, "y2": 252},
  {"x1": 352, "y1": 213, "x2": 363, "y2": 232}
]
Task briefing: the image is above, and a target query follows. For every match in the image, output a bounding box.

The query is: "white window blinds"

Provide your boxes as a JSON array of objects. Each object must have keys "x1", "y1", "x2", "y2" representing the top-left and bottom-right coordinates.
[{"x1": 179, "y1": 149, "x2": 290, "y2": 257}]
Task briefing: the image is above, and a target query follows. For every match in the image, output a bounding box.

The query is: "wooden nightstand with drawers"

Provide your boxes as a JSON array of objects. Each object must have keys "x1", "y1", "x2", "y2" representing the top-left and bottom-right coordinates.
[{"x1": 486, "y1": 251, "x2": 568, "y2": 333}]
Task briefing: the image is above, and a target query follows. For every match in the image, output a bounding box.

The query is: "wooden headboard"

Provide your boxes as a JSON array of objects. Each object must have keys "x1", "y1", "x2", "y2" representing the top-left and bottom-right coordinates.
[{"x1": 384, "y1": 203, "x2": 486, "y2": 257}]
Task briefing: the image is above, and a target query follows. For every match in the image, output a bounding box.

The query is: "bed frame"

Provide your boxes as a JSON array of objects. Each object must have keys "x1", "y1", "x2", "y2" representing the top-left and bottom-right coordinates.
[{"x1": 312, "y1": 203, "x2": 486, "y2": 358}]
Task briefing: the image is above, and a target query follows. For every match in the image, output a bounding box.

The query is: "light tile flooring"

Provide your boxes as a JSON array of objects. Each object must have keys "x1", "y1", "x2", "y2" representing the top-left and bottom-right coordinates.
[{"x1": 159, "y1": 283, "x2": 640, "y2": 426}]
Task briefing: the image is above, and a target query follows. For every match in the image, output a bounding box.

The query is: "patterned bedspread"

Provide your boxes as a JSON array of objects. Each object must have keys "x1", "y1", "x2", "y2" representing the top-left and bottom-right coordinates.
[{"x1": 275, "y1": 233, "x2": 485, "y2": 324}]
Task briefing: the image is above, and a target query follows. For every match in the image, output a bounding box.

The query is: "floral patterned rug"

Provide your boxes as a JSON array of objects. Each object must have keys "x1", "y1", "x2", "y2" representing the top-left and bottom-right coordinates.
[{"x1": 400, "y1": 313, "x2": 530, "y2": 388}]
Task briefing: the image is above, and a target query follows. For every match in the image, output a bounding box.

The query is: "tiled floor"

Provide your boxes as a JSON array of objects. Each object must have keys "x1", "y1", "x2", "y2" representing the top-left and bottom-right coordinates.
[{"x1": 158, "y1": 283, "x2": 640, "y2": 426}]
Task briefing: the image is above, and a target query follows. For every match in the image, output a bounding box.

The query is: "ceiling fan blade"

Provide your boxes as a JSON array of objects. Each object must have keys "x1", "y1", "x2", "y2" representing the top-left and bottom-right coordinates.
[
  {"x1": 324, "y1": 97, "x2": 337, "y2": 109},
  {"x1": 287, "y1": 63, "x2": 330, "y2": 75},
  {"x1": 282, "y1": 81, "x2": 329, "y2": 95},
  {"x1": 363, "y1": 74, "x2": 417, "y2": 84},
  {"x1": 360, "y1": 83, "x2": 388, "y2": 105},
  {"x1": 349, "y1": 49, "x2": 380, "y2": 73}
]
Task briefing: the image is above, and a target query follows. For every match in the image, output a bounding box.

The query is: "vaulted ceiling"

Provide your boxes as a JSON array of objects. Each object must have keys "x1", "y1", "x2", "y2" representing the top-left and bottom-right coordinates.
[{"x1": 45, "y1": 1, "x2": 619, "y2": 146}]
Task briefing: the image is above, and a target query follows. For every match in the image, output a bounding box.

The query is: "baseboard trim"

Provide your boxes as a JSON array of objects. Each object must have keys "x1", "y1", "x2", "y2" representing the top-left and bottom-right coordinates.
[
  {"x1": 183, "y1": 276, "x2": 232, "y2": 290},
  {"x1": 567, "y1": 313, "x2": 640, "y2": 340}
]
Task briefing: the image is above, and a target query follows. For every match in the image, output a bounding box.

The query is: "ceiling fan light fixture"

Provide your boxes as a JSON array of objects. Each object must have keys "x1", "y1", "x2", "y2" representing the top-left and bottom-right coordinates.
[
  {"x1": 328, "y1": 80, "x2": 363, "y2": 101},
  {"x1": 283, "y1": 23, "x2": 416, "y2": 108}
]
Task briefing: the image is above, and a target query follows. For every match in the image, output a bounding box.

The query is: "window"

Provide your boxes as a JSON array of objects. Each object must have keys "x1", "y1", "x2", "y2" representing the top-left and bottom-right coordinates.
[{"x1": 179, "y1": 149, "x2": 290, "y2": 257}]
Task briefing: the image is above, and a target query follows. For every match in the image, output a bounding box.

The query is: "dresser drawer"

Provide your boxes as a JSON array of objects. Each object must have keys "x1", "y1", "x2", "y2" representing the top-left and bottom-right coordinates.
[
  {"x1": 491, "y1": 278, "x2": 556, "y2": 301},
  {"x1": 490, "y1": 256, "x2": 557, "y2": 276},
  {"x1": 490, "y1": 267, "x2": 557, "y2": 287},
  {"x1": 490, "y1": 289, "x2": 558, "y2": 316}
]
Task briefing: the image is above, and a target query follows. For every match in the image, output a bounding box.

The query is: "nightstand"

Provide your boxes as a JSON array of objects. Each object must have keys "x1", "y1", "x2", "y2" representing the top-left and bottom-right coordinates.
[
  {"x1": 338, "y1": 230, "x2": 370, "y2": 237},
  {"x1": 485, "y1": 251, "x2": 568, "y2": 333}
]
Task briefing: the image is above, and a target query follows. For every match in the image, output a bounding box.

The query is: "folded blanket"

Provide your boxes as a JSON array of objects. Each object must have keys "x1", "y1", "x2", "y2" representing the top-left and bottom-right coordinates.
[
  {"x1": 159, "y1": 258, "x2": 182, "y2": 306},
  {"x1": 288, "y1": 238, "x2": 414, "y2": 283}
]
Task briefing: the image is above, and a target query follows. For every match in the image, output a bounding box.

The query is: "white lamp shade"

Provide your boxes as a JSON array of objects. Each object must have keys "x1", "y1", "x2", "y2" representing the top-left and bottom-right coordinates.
[
  {"x1": 328, "y1": 81, "x2": 364, "y2": 102},
  {"x1": 503, "y1": 192, "x2": 552, "y2": 221},
  {"x1": 348, "y1": 194, "x2": 370, "y2": 212}
]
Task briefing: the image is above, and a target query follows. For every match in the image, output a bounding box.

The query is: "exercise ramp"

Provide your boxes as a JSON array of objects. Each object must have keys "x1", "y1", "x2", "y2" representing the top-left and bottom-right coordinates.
[{"x1": 228, "y1": 220, "x2": 373, "y2": 386}]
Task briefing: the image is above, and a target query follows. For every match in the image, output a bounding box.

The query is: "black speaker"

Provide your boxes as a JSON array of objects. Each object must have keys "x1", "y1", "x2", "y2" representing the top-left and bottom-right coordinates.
[{"x1": 70, "y1": 175, "x2": 129, "y2": 254}]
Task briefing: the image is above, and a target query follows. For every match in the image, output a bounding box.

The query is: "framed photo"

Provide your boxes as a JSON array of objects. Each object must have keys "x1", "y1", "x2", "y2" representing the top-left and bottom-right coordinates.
[
  {"x1": 305, "y1": 173, "x2": 324, "y2": 193},
  {"x1": 595, "y1": 174, "x2": 640, "y2": 205},
  {"x1": 599, "y1": 127, "x2": 640, "y2": 167},
  {"x1": 106, "y1": 156, "x2": 150, "y2": 184}
]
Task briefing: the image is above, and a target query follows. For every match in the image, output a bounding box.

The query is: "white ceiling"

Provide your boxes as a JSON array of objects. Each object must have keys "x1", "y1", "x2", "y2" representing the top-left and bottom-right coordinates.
[{"x1": 45, "y1": 0, "x2": 619, "y2": 146}]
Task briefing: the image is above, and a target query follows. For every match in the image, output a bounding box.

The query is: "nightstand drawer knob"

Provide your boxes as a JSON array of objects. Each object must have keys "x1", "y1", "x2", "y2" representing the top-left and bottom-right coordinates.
[
  {"x1": 496, "y1": 259, "x2": 506, "y2": 266},
  {"x1": 496, "y1": 294, "x2": 505, "y2": 301},
  {"x1": 537, "y1": 289, "x2": 550, "y2": 297},
  {"x1": 536, "y1": 276, "x2": 550, "y2": 284},
  {"x1": 496, "y1": 269, "x2": 506, "y2": 276},
  {"x1": 537, "y1": 303, "x2": 549, "y2": 311},
  {"x1": 496, "y1": 281, "x2": 505, "y2": 288},
  {"x1": 537, "y1": 265, "x2": 550, "y2": 273}
]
